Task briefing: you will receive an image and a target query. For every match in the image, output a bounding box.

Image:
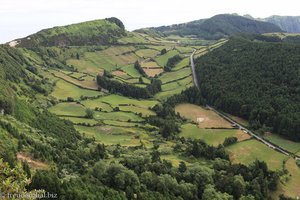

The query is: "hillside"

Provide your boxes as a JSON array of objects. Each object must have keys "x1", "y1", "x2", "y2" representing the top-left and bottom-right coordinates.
[
  {"x1": 12, "y1": 17, "x2": 126, "y2": 47},
  {"x1": 136, "y1": 14, "x2": 283, "y2": 39},
  {"x1": 1, "y1": 17, "x2": 299, "y2": 199},
  {"x1": 264, "y1": 15, "x2": 300, "y2": 33},
  {"x1": 194, "y1": 37, "x2": 300, "y2": 141}
]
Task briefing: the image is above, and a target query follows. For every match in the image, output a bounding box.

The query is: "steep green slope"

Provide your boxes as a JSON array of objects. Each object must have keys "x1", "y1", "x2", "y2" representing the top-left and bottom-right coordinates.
[
  {"x1": 14, "y1": 17, "x2": 126, "y2": 47},
  {"x1": 137, "y1": 14, "x2": 283, "y2": 39},
  {"x1": 265, "y1": 16, "x2": 300, "y2": 33},
  {"x1": 195, "y1": 37, "x2": 300, "y2": 141}
]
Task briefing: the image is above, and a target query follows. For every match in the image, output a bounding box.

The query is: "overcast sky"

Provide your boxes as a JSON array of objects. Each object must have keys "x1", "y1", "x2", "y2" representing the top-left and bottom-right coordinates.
[{"x1": 1, "y1": 0, "x2": 299, "y2": 43}]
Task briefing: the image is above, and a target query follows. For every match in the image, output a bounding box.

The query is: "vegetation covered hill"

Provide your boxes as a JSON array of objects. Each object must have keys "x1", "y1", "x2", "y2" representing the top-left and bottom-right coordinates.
[
  {"x1": 13, "y1": 17, "x2": 126, "y2": 47},
  {"x1": 194, "y1": 36, "x2": 300, "y2": 141},
  {"x1": 264, "y1": 15, "x2": 300, "y2": 33},
  {"x1": 136, "y1": 14, "x2": 283, "y2": 39}
]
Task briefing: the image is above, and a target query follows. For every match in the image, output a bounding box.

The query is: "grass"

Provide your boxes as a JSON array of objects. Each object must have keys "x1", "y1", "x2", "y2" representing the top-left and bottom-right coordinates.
[
  {"x1": 141, "y1": 61, "x2": 161, "y2": 68},
  {"x1": 81, "y1": 99, "x2": 113, "y2": 112},
  {"x1": 49, "y1": 102, "x2": 86, "y2": 116},
  {"x1": 121, "y1": 64, "x2": 141, "y2": 78},
  {"x1": 99, "y1": 94, "x2": 158, "y2": 108},
  {"x1": 118, "y1": 105, "x2": 156, "y2": 117},
  {"x1": 155, "y1": 83, "x2": 193, "y2": 100},
  {"x1": 75, "y1": 125, "x2": 150, "y2": 146},
  {"x1": 175, "y1": 104, "x2": 233, "y2": 128},
  {"x1": 175, "y1": 46, "x2": 194, "y2": 54},
  {"x1": 135, "y1": 49, "x2": 159, "y2": 58},
  {"x1": 112, "y1": 70, "x2": 132, "y2": 80},
  {"x1": 161, "y1": 76, "x2": 192, "y2": 91},
  {"x1": 264, "y1": 134, "x2": 300, "y2": 154},
  {"x1": 51, "y1": 79, "x2": 101, "y2": 100},
  {"x1": 155, "y1": 50, "x2": 179, "y2": 67},
  {"x1": 172, "y1": 57, "x2": 190, "y2": 71},
  {"x1": 281, "y1": 158, "x2": 300, "y2": 198},
  {"x1": 94, "y1": 111, "x2": 144, "y2": 122},
  {"x1": 103, "y1": 120, "x2": 139, "y2": 127},
  {"x1": 158, "y1": 67, "x2": 191, "y2": 84},
  {"x1": 143, "y1": 68, "x2": 163, "y2": 77},
  {"x1": 60, "y1": 116, "x2": 99, "y2": 125},
  {"x1": 226, "y1": 139, "x2": 287, "y2": 171},
  {"x1": 180, "y1": 123, "x2": 251, "y2": 146}
]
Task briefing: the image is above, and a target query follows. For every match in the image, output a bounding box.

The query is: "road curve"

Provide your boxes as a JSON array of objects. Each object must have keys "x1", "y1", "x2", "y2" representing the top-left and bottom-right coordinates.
[{"x1": 189, "y1": 52, "x2": 300, "y2": 159}]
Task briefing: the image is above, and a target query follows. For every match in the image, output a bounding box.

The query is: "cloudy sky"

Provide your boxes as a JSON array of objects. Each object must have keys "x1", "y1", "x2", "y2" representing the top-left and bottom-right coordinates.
[{"x1": 1, "y1": 0, "x2": 299, "y2": 43}]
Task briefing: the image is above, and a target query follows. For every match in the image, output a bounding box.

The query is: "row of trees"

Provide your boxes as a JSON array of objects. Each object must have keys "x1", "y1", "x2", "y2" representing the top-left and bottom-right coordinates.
[
  {"x1": 164, "y1": 55, "x2": 183, "y2": 72},
  {"x1": 97, "y1": 74, "x2": 162, "y2": 99}
]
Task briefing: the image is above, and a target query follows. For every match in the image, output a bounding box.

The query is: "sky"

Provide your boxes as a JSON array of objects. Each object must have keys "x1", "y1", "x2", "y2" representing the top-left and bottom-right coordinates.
[{"x1": 0, "y1": 0, "x2": 299, "y2": 43}]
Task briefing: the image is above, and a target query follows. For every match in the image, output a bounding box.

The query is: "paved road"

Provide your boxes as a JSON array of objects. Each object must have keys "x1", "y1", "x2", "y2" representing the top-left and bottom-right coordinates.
[{"x1": 190, "y1": 52, "x2": 300, "y2": 159}]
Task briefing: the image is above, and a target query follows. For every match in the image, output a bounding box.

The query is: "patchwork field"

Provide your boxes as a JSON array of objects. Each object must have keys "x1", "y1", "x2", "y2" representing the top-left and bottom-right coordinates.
[
  {"x1": 67, "y1": 46, "x2": 138, "y2": 75},
  {"x1": 51, "y1": 70, "x2": 98, "y2": 90},
  {"x1": 226, "y1": 139, "x2": 288, "y2": 171},
  {"x1": 175, "y1": 104, "x2": 233, "y2": 128},
  {"x1": 180, "y1": 123, "x2": 251, "y2": 146}
]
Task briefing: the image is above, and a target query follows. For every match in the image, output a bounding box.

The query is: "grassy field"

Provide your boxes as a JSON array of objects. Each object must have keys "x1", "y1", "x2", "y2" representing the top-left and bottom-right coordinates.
[
  {"x1": 172, "y1": 57, "x2": 189, "y2": 71},
  {"x1": 155, "y1": 50, "x2": 179, "y2": 67},
  {"x1": 264, "y1": 134, "x2": 300, "y2": 154},
  {"x1": 143, "y1": 68, "x2": 163, "y2": 77},
  {"x1": 49, "y1": 102, "x2": 86, "y2": 116},
  {"x1": 112, "y1": 70, "x2": 132, "y2": 80},
  {"x1": 175, "y1": 46, "x2": 194, "y2": 54},
  {"x1": 180, "y1": 123, "x2": 251, "y2": 146},
  {"x1": 161, "y1": 76, "x2": 192, "y2": 91},
  {"x1": 281, "y1": 158, "x2": 300, "y2": 198},
  {"x1": 159, "y1": 67, "x2": 191, "y2": 84},
  {"x1": 81, "y1": 99, "x2": 113, "y2": 112},
  {"x1": 135, "y1": 49, "x2": 159, "y2": 58},
  {"x1": 60, "y1": 116, "x2": 99, "y2": 125},
  {"x1": 51, "y1": 79, "x2": 101, "y2": 100},
  {"x1": 99, "y1": 94, "x2": 158, "y2": 108},
  {"x1": 94, "y1": 111, "x2": 144, "y2": 122},
  {"x1": 75, "y1": 125, "x2": 150, "y2": 146},
  {"x1": 141, "y1": 61, "x2": 161, "y2": 68},
  {"x1": 118, "y1": 105, "x2": 156, "y2": 117},
  {"x1": 175, "y1": 104, "x2": 233, "y2": 128},
  {"x1": 103, "y1": 120, "x2": 139, "y2": 127},
  {"x1": 226, "y1": 139, "x2": 287, "y2": 171},
  {"x1": 121, "y1": 64, "x2": 141, "y2": 78}
]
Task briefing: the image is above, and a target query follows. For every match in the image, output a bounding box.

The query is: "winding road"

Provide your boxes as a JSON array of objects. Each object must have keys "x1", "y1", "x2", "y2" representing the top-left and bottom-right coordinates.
[{"x1": 190, "y1": 51, "x2": 300, "y2": 159}]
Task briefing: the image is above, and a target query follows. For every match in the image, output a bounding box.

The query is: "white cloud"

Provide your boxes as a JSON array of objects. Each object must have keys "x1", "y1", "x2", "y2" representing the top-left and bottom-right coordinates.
[{"x1": 0, "y1": 0, "x2": 299, "y2": 43}]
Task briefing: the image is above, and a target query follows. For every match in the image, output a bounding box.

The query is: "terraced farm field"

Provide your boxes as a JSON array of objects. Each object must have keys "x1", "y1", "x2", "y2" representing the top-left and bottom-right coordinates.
[{"x1": 67, "y1": 46, "x2": 138, "y2": 74}]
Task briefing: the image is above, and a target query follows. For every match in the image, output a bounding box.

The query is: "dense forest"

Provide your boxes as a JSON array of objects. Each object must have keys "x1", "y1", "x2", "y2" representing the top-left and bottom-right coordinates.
[{"x1": 194, "y1": 37, "x2": 300, "y2": 141}]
